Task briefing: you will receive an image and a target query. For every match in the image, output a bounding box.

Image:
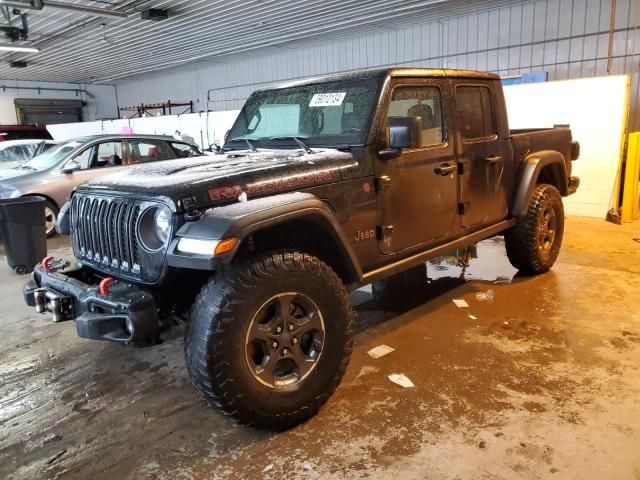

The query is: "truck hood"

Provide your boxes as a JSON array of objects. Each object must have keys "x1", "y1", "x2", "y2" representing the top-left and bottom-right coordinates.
[{"x1": 82, "y1": 148, "x2": 354, "y2": 207}]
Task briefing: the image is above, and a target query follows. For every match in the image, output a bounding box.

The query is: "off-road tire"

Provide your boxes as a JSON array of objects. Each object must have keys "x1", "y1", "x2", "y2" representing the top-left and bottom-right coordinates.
[
  {"x1": 184, "y1": 251, "x2": 354, "y2": 430},
  {"x1": 505, "y1": 183, "x2": 564, "y2": 274},
  {"x1": 371, "y1": 263, "x2": 428, "y2": 307}
]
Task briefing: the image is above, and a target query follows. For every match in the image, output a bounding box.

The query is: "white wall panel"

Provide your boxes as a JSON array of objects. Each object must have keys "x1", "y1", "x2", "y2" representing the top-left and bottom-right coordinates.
[
  {"x1": 114, "y1": 0, "x2": 640, "y2": 130},
  {"x1": 506, "y1": 75, "x2": 629, "y2": 218},
  {"x1": 47, "y1": 110, "x2": 240, "y2": 151}
]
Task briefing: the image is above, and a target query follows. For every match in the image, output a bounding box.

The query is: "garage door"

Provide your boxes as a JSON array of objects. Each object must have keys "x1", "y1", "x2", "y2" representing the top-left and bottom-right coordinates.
[{"x1": 14, "y1": 98, "x2": 84, "y2": 125}]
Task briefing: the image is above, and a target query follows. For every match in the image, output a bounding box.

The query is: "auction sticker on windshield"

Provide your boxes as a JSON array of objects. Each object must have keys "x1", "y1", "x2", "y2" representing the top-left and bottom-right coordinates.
[{"x1": 309, "y1": 92, "x2": 346, "y2": 107}]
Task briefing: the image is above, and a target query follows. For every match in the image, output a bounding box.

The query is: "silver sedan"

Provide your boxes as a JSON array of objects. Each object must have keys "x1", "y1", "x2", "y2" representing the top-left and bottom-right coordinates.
[{"x1": 0, "y1": 134, "x2": 202, "y2": 237}]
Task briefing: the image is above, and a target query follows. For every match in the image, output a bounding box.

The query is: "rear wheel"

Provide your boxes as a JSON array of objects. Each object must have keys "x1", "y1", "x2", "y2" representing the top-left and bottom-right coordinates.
[
  {"x1": 505, "y1": 183, "x2": 564, "y2": 274},
  {"x1": 185, "y1": 251, "x2": 354, "y2": 430}
]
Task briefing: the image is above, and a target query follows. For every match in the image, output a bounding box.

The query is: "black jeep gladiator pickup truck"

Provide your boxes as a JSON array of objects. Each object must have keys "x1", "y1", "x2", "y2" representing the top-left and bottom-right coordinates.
[{"x1": 24, "y1": 68, "x2": 579, "y2": 429}]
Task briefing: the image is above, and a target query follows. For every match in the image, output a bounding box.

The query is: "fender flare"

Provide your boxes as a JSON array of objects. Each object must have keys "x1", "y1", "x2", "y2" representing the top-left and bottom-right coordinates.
[
  {"x1": 512, "y1": 150, "x2": 568, "y2": 217},
  {"x1": 167, "y1": 192, "x2": 363, "y2": 282}
]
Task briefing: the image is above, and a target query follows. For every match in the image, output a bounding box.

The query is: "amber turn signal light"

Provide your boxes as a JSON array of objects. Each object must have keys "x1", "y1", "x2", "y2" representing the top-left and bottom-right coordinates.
[{"x1": 214, "y1": 237, "x2": 239, "y2": 255}]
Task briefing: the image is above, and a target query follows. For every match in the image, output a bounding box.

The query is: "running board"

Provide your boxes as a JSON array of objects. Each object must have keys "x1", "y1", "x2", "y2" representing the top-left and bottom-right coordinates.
[{"x1": 361, "y1": 219, "x2": 516, "y2": 285}]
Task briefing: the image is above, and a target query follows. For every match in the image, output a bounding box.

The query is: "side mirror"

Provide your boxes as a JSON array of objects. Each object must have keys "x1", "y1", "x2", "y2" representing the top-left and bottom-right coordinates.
[
  {"x1": 61, "y1": 161, "x2": 80, "y2": 174},
  {"x1": 380, "y1": 116, "x2": 422, "y2": 160},
  {"x1": 388, "y1": 116, "x2": 422, "y2": 149}
]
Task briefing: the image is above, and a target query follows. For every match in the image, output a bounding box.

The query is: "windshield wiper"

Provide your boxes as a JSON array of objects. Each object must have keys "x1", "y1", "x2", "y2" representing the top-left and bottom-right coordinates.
[
  {"x1": 270, "y1": 136, "x2": 313, "y2": 154},
  {"x1": 18, "y1": 165, "x2": 36, "y2": 170},
  {"x1": 228, "y1": 137, "x2": 258, "y2": 152}
]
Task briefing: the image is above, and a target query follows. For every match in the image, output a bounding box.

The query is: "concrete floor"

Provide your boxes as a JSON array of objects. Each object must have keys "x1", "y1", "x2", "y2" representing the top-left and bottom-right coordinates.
[{"x1": 1, "y1": 217, "x2": 640, "y2": 480}]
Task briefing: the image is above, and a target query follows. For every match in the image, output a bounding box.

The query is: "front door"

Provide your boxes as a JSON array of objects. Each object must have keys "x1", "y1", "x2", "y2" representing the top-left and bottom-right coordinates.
[
  {"x1": 58, "y1": 141, "x2": 129, "y2": 197},
  {"x1": 376, "y1": 80, "x2": 460, "y2": 255},
  {"x1": 453, "y1": 82, "x2": 510, "y2": 228}
]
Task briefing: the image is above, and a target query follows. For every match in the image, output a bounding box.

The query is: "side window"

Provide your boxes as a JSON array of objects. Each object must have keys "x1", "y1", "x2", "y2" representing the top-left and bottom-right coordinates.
[
  {"x1": 455, "y1": 86, "x2": 496, "y2": 140},
  {"x1": 387, "y1": 86, "x2": 444, "y2": 147},
  {"x1": 170, "y1": 142, "x2": 200, "y2": 158},
  {"x1": 94, "y1": 142, "x2": 124, "y2": 167},
  {"x1": 128, "y1": 140, "x2": 175, "y2": 164},
  {"x1": 71, "y1": 147, "x2": 94, "y2": 169}
]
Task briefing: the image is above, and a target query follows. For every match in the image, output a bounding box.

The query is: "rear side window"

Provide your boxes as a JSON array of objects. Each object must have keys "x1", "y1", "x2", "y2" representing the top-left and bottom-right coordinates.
[
  {"x1": 128, "y1": 140, "x2": 175, "y2": 163},
  {"x1": 455, "y1": 86, "x2": 496, "y2": 140}
]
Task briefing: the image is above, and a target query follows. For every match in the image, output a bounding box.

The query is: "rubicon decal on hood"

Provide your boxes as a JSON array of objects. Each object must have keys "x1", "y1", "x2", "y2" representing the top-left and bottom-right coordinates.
[{"x1": 208, "y1": 170, "x2": 336, "y2": 201}]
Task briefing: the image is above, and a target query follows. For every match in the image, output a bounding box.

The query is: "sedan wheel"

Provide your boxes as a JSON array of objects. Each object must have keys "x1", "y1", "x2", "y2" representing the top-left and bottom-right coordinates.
[{"x1": 44, "y1": 203, "x2": 58, "y2": 238}]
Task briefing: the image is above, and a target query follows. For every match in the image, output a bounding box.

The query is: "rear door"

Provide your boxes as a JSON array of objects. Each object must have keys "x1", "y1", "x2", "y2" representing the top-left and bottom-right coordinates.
[
  {"x1": 453, "y1": 82, "x2": 510, "y2": 228},
  {"x1": 376, "y1": 79, "x2": 460, "y2": 254}
]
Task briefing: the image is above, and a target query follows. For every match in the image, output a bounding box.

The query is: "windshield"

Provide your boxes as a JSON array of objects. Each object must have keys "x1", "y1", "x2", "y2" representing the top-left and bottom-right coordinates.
[
  {"x1": 225, "y1": 77, "x2": 381, "y2": 150},
  {"x1": 21, "y1": 141, "x2": 80, "y2": 171}
]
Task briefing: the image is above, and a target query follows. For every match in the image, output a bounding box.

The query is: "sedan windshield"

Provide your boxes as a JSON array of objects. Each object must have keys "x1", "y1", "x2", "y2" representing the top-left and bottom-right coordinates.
[
  {"x1": 20, "y1": 141, "x2": 80, "y2": 171},
  {"x1": 225, "y1": 77, "x2": 381, "y2": 150}
]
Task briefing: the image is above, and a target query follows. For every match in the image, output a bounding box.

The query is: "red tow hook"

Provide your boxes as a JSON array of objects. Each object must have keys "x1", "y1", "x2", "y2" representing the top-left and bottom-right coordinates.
[
  {"x1": 41, "y1": 256, "x2": 54, "y2": 272},
  {"x1": 99, "y1": 277, "x2": 114, "y2": 297}
]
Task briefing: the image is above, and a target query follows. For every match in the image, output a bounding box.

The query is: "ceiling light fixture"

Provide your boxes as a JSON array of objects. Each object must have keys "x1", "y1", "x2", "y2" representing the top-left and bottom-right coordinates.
[{"x1": 0, "y1": 44, "x2": 39, "y2": 53}]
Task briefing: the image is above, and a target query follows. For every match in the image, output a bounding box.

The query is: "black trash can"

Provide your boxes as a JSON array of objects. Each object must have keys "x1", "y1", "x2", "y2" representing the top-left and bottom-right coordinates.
[{"x1": 0, "y1": 196, "x2": 47, "y2": 275}]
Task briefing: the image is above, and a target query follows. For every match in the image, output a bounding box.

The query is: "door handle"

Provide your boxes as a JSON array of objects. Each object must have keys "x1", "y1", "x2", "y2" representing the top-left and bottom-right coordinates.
[
  {"x1": 485, "y1": 154, "x2": 503, "y2": 163},
  {"x1": 434, "y1": 164, "x2": 457, "y2": 176}
]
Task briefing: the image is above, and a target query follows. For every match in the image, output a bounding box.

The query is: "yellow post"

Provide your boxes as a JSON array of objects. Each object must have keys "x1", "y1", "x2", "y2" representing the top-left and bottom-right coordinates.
[{"x1": 622, "y1": 132, "x2": 640, "y2": 222}]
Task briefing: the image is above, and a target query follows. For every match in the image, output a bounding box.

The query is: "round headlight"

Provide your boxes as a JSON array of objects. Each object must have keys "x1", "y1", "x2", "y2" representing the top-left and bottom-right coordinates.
[
  {"x1": 153, "y1": 208, "x2": 171, "y2": 244},
  {"x1": 138, "y1": 206, "x2": 172, "y2": 251}
]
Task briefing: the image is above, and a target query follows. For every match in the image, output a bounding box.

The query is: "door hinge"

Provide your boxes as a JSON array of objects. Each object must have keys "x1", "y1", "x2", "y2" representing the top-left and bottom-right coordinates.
[
  {"x1": 457, "y1": 203, "x2": 467, "y2": 215},
  {"x1": 377, "y1": 224, "x2": 394, "y2": 240},
  {"x1": 457, "y1": 162, "x2": 465, "y2": 174}
]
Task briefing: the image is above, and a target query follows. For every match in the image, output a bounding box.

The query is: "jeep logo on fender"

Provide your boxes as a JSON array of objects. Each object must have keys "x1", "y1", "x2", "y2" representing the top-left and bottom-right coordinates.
[
  {"x1": 354, "y1": 229, "x2": 376, "y2": 242},
  {"x1": 208, "y1": 170, "x2": 336, "y2": 201}
]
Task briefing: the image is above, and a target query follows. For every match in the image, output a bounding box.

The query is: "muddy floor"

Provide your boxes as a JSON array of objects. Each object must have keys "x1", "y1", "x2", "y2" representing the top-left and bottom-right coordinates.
[{"x1": 1, "y1": 217, "x2": 639, "y2": 480}]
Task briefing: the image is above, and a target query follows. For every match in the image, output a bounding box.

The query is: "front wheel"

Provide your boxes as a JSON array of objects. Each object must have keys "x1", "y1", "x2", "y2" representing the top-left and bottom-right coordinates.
[
  {"x1": 185, "y1": 251, "x2": 354, "y2": 430},
  {"x1": 505, "y1": 183, "x2": 564, "y2": 274},
  {"x1": 44, "y1": 200, "x2": 59, "y2": 239}
]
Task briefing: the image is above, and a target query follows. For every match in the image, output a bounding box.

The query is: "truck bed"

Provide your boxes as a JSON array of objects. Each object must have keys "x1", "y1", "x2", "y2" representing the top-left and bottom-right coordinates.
[{"x1": 511, "y1": 127, "x2": 575, "y2": 179}]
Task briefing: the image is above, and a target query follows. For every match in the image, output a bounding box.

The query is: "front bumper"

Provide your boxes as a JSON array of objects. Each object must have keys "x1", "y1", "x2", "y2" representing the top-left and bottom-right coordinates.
[{"x1": 24, "y1": 261, "x2": 160, "y2": 346}]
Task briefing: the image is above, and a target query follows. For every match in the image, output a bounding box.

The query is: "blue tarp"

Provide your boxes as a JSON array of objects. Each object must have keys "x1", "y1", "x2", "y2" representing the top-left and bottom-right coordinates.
[{"x1": 501, "y1": 72, "x2": 548, "y2": 85}]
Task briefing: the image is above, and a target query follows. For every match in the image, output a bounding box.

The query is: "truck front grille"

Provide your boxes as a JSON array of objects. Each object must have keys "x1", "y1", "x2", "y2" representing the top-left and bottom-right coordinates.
[{"x1": 73, "y1": 195, "x2": 142, "y2": 277}]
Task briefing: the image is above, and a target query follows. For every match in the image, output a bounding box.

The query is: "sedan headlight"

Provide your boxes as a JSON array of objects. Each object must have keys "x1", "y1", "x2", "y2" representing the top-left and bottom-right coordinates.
[{"x1": 138, "y1": 206, "x2": 172, "y2": 251}]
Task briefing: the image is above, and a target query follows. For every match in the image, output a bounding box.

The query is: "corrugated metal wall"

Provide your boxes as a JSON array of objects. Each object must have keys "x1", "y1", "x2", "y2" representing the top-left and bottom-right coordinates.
[{"x1": 116, "y1": 0, "x2": 640, "y2": 130}]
